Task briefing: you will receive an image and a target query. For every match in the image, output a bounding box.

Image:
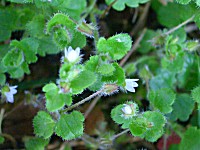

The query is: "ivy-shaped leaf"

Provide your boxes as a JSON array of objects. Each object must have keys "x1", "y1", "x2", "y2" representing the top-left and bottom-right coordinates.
[
  {"x1": 148, "y1": 88, "x2": 176, "y2": 114},
  {"x1": 97, "y1": 33, "x2": 132, "y2": 60},
  {"x1": 105, "y1": 0, "x2": 149, "y2": 11},
  {"x1": 111, "y1": 101, "x2": 138, "y2": 129},
  {"x1": 170, "y1": 94, "x2": 195, "y2": 121},
  {"x1": 55, "y1": 111, "x2": 84, "y2": 140},
  {"x1": 33, "y1": 111, "x2": 55, "y2": 139},
  {"x1": 142, "y1": 111, "x2": 166, "y2": 142},
  {"x1": 43, "y1": 83, "x2": 72, "y2": 112},
  {"x1": 129, "y1": 111, "x2": 166, "y2": 142},
  {"x1": 179, "y1": 127, "x2": 200, "y2": 150}
]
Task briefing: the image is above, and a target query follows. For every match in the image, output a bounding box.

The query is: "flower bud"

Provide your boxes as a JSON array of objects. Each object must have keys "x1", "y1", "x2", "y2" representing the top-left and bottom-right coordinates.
[
  {"x1": 76, "y1": 20, "x2": 97, "y2": 38},
  {"x1": 121, "y1": 102, "x2": 138, "y2": 119},
  {"x1": 102, "y1": 83, "x2": 118, "y2": 95}
]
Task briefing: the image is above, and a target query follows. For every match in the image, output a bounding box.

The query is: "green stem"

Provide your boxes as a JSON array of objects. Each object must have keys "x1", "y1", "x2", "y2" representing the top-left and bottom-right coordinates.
[
  {"x1": 111, "y1": 129, "x2": 130, "y2": 140},
  {"x1": 164, "y1": 15, "x2": 195, "y2": 35},
  {"x1": 61, "y1": 90, "x2": 102, "y2": 113},
  {"x1": 81, "y1": 0, "x2": 97, "y2": 20}
]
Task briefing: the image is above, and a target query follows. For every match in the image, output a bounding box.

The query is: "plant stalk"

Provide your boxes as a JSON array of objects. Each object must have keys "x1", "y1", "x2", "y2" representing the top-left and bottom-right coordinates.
[{"x1": 61, "y1": 90, "x2": 102, "y2": 113}]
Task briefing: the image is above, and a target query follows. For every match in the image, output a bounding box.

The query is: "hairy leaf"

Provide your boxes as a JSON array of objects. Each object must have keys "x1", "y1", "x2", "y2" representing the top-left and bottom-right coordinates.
[
  {"x1": 55, "y1": 111, "x2": 84, "y2": 140},
  {"x1": 33, "y1": 111, "x2": 55, "y2": 139}
]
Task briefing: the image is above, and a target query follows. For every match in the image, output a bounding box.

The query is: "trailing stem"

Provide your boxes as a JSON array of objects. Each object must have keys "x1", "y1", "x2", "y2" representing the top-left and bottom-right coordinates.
[{"x1": 61, "y1": 90, "x2": 103, "y2": 113}]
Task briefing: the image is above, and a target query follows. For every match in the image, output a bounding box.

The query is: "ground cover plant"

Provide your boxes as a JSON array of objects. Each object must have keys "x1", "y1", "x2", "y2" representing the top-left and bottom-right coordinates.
[{"x1": 0, "y1": 0, "x2": 200, "y2": 149}]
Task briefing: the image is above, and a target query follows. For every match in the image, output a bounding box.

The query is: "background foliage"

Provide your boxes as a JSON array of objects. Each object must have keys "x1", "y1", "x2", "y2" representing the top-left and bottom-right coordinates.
[{"x1": 0, "y1": 0, "x2": 200, "y2": 149}]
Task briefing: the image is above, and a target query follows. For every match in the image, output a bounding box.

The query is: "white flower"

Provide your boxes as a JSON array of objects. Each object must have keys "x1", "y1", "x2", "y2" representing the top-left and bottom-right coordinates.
[
  {"x1": 2, "y1": 85, "x2": 18, "y2": 103},
  {"x1": 125, "y1": 79, "x2": 139, "y2": 92},
  {"x1": 64, "y1": 46, "x2": 81, "y2": 63},
  {"x1": 121, "y1": 102, "x2": 138, "y2": 119},
  {"x1": 121, "y1": 104, "x2": 132, "y2": 115}
]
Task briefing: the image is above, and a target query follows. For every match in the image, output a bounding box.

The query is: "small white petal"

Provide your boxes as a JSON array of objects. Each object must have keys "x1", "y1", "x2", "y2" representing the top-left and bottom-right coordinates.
[
  {"x1": 64, "y1": 47, "x2": 81, "y2": 63},
  {"x1": 122, "y1": 104, "x2": 132, "y2": 115},
  {"x1": 125, "y1": 79, "x2": 139, "y2": 92},
  {"x1": 5, "y1": 92, "x2": 14, "y2": 103}
]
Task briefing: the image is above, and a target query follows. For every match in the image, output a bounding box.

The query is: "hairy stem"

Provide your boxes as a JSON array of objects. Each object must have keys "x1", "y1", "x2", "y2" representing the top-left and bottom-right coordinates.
[
  {"x1": 111, "y1": 129, "x2": 130, "y2": 140},
  {"x1": 61, "y1": 90, "x2": 102, "y2": 113},
  {"x1": 165, "y1": 15, "x2": 195, "y2": 35}
]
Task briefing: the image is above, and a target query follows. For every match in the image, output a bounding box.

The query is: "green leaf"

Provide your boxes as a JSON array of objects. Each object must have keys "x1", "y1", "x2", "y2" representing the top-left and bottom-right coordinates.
[
  {"x1": 0, "y1": 8, "x2": 18, "y2": 41},
  {"x1": 102, "y1": 63, "x2": 125, "y2": 86},
  {"x1": 85, "y1": 55, "x2": 99, "y2": 72},
  {"x1": 98, "y1": 63, "x2": 115, "y2": 76},
  {"x1": 0, "y1": 136, "x2": 4, "y2": 144},
  {"x1": 46, "y1": 13, "x2": 86, "y2": 48},
  {"x1": 123, "y1": 63, "x2": 137, "y2": 77},
  {"x1": 97, "y1": 33, "x2": 132, "y2": 60},
  {"x1": 2, "y1": 49, "x2": 24, "y2": 68},
  {"x1": 10, "y1": 38, "x2": 39, "y2": 64},
  {"x1": 105, "y1": 0, "x2": 149, "y2": 11},
  {"x1": 150, "y1": 69, "x2": 176, "y2": 90},
  {"x1": 148, "y1": 88, "x2": 176, "y2": 114},
  {"x1": 192, "y1": 85, "x2": 200, "y2": 104},
  {"x1": 70, "y1": 31, "x2": 86, "y2": 49},
  {"x1": 176, "y1": 0, "x2": 191, "y2": 5},
  {"x1": 177, "y1": 53, "x2": 199, "y2": 90},
  {"x1": 33, "y1": 111, "x2": 55, "y2": 139},
  {"x1": 43, "y1": 83, "x2": 72, "y2": 112},
  {"x1": 55, "y1": 111, "x2": 84, "y2": 140},
  {"x1": 179, "y1": 127, "x2": 200, "y2": 150},
  {"x1": 156, "y1": 2, "x2": 196, "y2": 28},
  {"x1": 25, "y1": 137, "x2": 49, "y2": 150},
  {"x1": 170, "y1": 94, "x2": 195, "y2": 121},
  {"x1": 7, "y1": 0, "x2": 33, "y2": 3},
  {"x1": 70, "y1": 70, "x2": 97, "y2": 94},
  {"x1": 0, "y1": 74, "x2": 6, "y2": 85},
  {"x1": 129, "y1": 117, "x2": 148, "y2": 136},
  {"x1": 46, "y1": 13, "x2": 75, "y2": 34},
  {"x1": 143, "y1": 111, "x2": 166, "y2": 142},
  {"x1": 111, "y1": 101, "x2": 138, "y2": 129},
  {"x1": 137, "y1": 29, "x2": 156, "y2": 54},
  {"x1": 37, "y1": 36, "x2": 60, "y2": 56},
  {"x1": 56, "y1": 0, "x2": 87, "y2": 20},
  {"x1": 26, "y1": 15, "x2": 45, "y2": 38}
]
